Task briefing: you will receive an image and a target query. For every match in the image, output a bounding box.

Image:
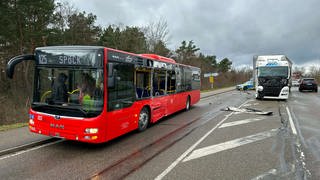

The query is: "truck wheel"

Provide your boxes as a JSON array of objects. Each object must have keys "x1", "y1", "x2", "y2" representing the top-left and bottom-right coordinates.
[{"x1": 256, "y1": 92, "x2": 263, "y2": 100}]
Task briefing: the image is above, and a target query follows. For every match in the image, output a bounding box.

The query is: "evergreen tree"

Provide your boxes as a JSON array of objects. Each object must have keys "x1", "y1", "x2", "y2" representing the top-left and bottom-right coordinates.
[
  {"x1": 218, "y1": 58, "x2": 232, "y2": 72},
  {"x1": 175, "y1": 40, "x2": 200, "y2": 63},
  {"x1": 64, "y1": 11, "x2": 101, "y2": 45}
]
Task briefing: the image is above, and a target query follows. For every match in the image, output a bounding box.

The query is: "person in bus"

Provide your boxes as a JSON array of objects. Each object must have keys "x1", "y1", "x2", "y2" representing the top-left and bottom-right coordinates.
[
  {"x1": 78, "y1": 73, "x2": 95, "y2": 108},
  {"x1": 51, "y1": 73, "x2": 68, "y2": 104},
  {"x1": 93, "y1": 78, "x2": 103, "y2": 100}
]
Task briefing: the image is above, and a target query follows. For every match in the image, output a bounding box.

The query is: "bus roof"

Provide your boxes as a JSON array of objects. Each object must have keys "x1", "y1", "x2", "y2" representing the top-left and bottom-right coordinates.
[
  {"x1": 36, "y1": 46, "x2": 104, "y2": 51},
  {"x1": 139, "y1": 54, "x2": 176, "y2": 64}
]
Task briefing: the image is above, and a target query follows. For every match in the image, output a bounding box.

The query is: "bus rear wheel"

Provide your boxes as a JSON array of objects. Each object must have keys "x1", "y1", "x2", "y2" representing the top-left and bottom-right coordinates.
[
  {"x1": 138, "y1": 107, "x2": 149, "y2": 131},
  {"x1": 185, "y1": 96, "x2": 191, "y2": 111}
]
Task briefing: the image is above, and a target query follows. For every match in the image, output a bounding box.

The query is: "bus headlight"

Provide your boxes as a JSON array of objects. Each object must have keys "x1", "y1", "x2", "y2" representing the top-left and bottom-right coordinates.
[{"x1": 85, "y1": 128, "x2": 98, "y2": 134}]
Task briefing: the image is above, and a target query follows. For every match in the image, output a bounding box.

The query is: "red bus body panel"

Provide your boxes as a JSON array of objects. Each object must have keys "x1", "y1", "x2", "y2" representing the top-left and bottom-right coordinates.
[{"x1": 29, "y1": 90, "x2": 199, "y2": 143}]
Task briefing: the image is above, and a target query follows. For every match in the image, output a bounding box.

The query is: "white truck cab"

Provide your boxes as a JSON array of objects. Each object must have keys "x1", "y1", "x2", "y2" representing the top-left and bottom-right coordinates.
[{"x1": 253, "y1": 55, "x2": 292, "y2": 100}]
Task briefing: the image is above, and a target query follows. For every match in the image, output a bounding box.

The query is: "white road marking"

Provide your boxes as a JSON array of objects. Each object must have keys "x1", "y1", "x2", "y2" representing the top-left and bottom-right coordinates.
[
  {"x1": 286, "y1": 106, "x2": 297, "y2": 135},
  {"x1": 183, "y1": 129, "x2": 277, "y2": 162},
  {"x1": 0, "y1": 140, "x2": 64, "y2": 161},
  {"x1": 154, "y1": 99, "x2": 252, "y2": 180},
  {"x1": 219, "y1": 117, "x2": 266, "y2": 128}
]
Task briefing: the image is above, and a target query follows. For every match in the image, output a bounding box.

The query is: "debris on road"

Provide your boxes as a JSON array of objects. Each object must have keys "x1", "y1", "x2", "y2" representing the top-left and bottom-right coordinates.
[{"x1": 221, "y1": 106, "x2": 273, "y2": 115}]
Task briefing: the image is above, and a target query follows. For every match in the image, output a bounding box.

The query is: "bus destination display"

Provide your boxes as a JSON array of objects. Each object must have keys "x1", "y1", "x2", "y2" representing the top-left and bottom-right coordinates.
[{"x1": 36, "y1": 49, "x2": 103, "y2": 67}]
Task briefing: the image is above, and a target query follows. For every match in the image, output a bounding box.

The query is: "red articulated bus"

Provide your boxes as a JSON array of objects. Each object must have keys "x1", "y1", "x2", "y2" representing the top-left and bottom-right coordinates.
[{"x1": 6, "y1": 46, "x2": 201, "y2": 143}]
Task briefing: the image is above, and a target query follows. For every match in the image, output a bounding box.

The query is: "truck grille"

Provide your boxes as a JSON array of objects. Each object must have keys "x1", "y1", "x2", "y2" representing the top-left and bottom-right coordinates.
[
  {"x1": 258, "y1": 77, "x2": 287, "y2": 97},
  {"x1": 263, "y1": 86, "x2": 282, "y2": 96}
]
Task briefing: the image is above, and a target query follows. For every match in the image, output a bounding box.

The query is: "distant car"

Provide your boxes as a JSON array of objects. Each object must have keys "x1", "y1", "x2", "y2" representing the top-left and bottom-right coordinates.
[
  {"x1": 236, "y1": 80, "x2": 254, "y2": 90},
  {"x1": 292, "y1": 79, "x2": 300, "y2": 87},
  {"x1": 299, "y1": 78, "x2": 318, "y2": 92}
]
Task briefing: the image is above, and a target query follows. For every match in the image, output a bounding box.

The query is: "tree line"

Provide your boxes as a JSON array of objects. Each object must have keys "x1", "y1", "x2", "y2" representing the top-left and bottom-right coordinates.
[{"x1": 0, "y1": 0, "x2": 248, "y2": 125}]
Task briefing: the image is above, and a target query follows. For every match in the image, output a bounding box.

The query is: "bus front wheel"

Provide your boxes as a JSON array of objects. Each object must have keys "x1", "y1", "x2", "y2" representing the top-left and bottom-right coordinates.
[{"x1": 138, "y1": 107, "x2": 150, "y2": 132}]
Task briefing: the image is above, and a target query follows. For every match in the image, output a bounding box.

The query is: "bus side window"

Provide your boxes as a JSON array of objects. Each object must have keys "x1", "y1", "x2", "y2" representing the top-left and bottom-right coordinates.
[
  {"x1": 152, "y1": 69, "x2": 166, "y2": 96},
  {"x1": 136, "y1": 70, "x2": 151, "y2": 99},
  {"x1": 185, "y1": 67, "x2": 192, "y2": 91},
  {"x1": 191, "y1": 68, "x2": 201, "y2": 90},
  {"x1": 107, "y1": 62, "x2": 135, "y2": 111},
  {"x1": 167, "y1": 70, "x2": 176, "y2": 94},
  {"x1": 176, "y1": 66, "x2": 183, "y2": 92}
]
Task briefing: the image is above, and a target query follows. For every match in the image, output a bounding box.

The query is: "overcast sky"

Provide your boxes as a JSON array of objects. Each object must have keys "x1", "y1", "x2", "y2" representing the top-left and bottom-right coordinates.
[{"x1": 68, "y1": 0, "x2": 320, "y2": 68}]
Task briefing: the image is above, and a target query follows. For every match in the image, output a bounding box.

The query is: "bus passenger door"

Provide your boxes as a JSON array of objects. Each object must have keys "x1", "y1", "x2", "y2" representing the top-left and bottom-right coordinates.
[
  {"x1": 151, "y1": 69, "x2": 168, "y2": 121},
  {"x1": 166, "y1": 70, "x2": 178, "y2": 114}
]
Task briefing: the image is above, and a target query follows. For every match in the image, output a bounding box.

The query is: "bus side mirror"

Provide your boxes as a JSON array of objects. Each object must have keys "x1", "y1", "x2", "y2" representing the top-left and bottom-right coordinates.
[{"x1": 6, "y1": 54, "x2": 35, "y2": 78}]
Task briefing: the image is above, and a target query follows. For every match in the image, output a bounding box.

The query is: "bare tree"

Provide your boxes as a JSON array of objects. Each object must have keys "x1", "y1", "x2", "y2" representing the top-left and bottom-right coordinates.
[
  {"x1": 54, "y1": 1, "x2": 77, "y2": 32},
  {"x1": 142, "y1": 17, "x2": 170, "y2": 54},
  {"x1": 307, "y1": 65, "x2": 320, "y2": 82},
  {"x1": 293, "y1": 66, "x2": 306, "y2": 76}
]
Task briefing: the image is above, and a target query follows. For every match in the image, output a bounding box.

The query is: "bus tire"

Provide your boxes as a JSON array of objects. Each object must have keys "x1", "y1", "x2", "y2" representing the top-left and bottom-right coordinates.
[
  {"x1": 138, "y1": 107, "x2": 150, "y2": 132},
  {"x1": 185, "y1": 96, "x2": 191, "y2": 111}
]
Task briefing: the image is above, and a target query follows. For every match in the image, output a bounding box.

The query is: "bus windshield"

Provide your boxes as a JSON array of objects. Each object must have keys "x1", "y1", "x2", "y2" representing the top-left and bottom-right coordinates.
[
  {"x1": 32, "y1": 67, "x2": 104, "y2": 117},
  {"x1": 258, "y1": 66, "x2": 288, "y2": 78}
]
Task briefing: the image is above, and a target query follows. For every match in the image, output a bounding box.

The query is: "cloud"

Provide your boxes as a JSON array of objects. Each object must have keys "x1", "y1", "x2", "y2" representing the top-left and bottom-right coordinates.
[{"x1": 68, "y1": 0, "x2": 320, "y2": 67}]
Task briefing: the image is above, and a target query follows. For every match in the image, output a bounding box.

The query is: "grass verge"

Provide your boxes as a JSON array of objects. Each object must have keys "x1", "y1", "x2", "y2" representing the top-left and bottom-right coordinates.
[{"x1": 0, "y1": 122, "x2": 28, "y2": 132}]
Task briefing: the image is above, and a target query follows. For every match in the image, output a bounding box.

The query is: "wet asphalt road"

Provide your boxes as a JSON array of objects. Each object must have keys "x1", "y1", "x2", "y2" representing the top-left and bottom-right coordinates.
[
  {"x1": 288, "y1": 87, "x2": 320, "y2": 179},
  {"x1": 0, "y1": 89, "x2": 319, "y2": 180}
]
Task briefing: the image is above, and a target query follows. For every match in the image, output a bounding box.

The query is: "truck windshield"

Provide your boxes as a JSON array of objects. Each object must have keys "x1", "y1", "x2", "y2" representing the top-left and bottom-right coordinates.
[
  {"x1": 32, "y1": 67, "x2": 104, "y2": 117},
  {"x1": 258, "y1": 66, "x2": 288, "y2": 77}
]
